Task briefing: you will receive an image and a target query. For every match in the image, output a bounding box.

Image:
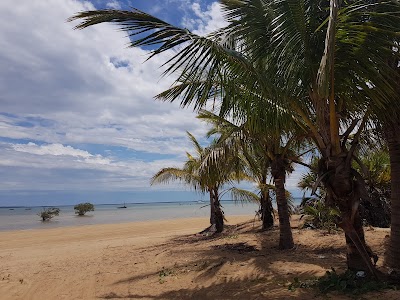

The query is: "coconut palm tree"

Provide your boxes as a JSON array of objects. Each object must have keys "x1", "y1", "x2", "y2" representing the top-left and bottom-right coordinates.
[
  {"x1": 69, "y1": 0, "x2": 400, "y2": 274},
  {"x1": 239, "y1": 144, "x2": 276, "y2": 231},
  {"x1": 198, "y1": 110, "x2": 275, "y2": 231},
  {"x1": 198, "y1": 110, "x2": 312, "y2": 249},
  {"x1": 151, "y1": 131, "x2": 239, "y2": 233}
]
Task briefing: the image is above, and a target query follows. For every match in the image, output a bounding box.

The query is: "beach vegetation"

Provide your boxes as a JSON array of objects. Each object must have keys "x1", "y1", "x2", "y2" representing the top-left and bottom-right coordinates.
[
  {"x1": 74, "y1": 202, "x2": 95, "y2": 216},
  {"x1": 289, "y1": 268, "x2": 395, "y2": 296},
  {"x1": 69, "y1": 0, "x2": 400, "y2": 273},
  {"x1": 357, "y1": 147, "x2": 391, "y2": 228},
  {"x1": 299, "y1": 148, "x2": 392, "y2": 228},
  {"x1": 158, "y1": 267, "x2": 175, "y2": 284},
  {"x1": 300, "y1": 198, "x2": 340, "y2": 233},
  {"x1": 38, "y1": 207, "x2": 60, "y2": 222}
]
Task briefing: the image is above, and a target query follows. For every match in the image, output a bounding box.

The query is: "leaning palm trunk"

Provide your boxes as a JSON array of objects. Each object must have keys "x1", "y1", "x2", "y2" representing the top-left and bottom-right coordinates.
[
  {"x1": 271, "y1": 157, "x2": 294, "y2": 249},
  {"x1": 385, "y1": 121, "x2": 400, "y2": 270}
]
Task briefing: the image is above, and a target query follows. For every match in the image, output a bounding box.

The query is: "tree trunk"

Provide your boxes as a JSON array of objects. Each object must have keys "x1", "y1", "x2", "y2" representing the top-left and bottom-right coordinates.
[
  {"x1": 260, "y1": 191, "x2": 274, "y2": 230},
  {"x1": 337, "y1": 194, "x2": 371, "y2": 272},
  {"x1": 275, "y1": 177, "x2": 294, "y2": 249},
  {"x1": 209, "y1": 190, "x2": 216, "y2": 227},
  {"x1": 271, "y1": 156, "x2": 294, "y2": 249},
  {"x1": 344, "y1": 211, "x2": 372, "y2": 271},
  {"x1": 320, "y1": 156, "x2": 377, "y2": 274},
  {"x1": 386, "y1": 122, "x2": 400, "y2": 270},
  {"x1": 213, "y1": 189, "x2": 224, "y2": 233}
]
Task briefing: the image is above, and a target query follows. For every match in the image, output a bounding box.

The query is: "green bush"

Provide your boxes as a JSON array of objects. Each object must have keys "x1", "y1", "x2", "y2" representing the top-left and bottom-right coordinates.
[
  {"x1": 74, "y1": 202, "x2": 94, "y2": 216},
  {"x1": 301, "y1": 199, "x2": 340, "y2": 232},
  {"x1": 38, "y1": 207, "x2": 60, "y2": 221},
  {"x1": 289, "y1": 268, "x2": 395, "y2": 296}
]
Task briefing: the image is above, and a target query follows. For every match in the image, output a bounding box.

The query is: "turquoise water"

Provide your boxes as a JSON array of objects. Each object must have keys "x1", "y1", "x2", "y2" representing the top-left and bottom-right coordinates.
[{"x1": 0, "y1": 201, "x2": 261, "y2": 231}]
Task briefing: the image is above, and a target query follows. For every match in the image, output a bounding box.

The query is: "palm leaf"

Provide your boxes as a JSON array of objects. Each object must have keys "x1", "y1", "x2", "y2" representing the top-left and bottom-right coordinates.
[
  {"x1": 228, "y1": 187, "x2": 260, "y2": 204},
  {"x1": 69, "y1": 8, "x2": 277, "y2": 112}
]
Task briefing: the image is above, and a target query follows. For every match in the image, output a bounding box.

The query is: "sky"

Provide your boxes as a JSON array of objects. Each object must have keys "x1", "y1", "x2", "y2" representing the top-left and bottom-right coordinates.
[{"x1": 0, "y1": 0, "x2": 307, "y2": 206}]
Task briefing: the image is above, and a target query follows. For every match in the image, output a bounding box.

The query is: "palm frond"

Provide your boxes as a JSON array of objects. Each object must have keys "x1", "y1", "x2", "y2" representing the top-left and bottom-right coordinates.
[
  {"x1": 186, "y1": 131, "x2": 203, "y2": 156},
  {"x1": 228, "y1": 187, "x2": 260, "y2": 204},
  {"x1": 69, "y1": 8, "x2": 277, "y2": 112},
  {"x1": 150, "y1": 167, "x2": 195, "y2": 186}
]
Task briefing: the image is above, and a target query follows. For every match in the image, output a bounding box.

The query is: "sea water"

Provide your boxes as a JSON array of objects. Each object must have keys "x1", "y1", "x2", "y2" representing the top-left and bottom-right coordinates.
[{"x1": 0, "y1": 201, "x2": 262, "y2": 231}]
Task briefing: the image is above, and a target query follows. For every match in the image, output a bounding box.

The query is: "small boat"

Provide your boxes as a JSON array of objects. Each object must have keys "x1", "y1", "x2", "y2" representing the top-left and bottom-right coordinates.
[{"x1": 117, "y1": 203, "x2": 127, "y2": 209}]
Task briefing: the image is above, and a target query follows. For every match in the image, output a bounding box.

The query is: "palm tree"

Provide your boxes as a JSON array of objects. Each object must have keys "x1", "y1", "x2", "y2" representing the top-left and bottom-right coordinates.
[
  {"x1": 69, "y1": 0, "x2": 400, "y2": 274},
  {"x1": 240, "y1": 144, "x2": 276, "y2": 231},
  {"x1": 151, "y1": 132, "x2": 237, "y2": 233},
  {"x1": 198, "y1": 110, "x2": 275, "y2": 231},
  {"x1": 198, "y1": 110, "x2": 311, "y2": 249}
]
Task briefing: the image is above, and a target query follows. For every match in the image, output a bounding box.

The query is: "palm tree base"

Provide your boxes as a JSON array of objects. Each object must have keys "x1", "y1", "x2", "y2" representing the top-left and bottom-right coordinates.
[{"x1": 199, "y1": 224, "x2": 218, "y2": 235}]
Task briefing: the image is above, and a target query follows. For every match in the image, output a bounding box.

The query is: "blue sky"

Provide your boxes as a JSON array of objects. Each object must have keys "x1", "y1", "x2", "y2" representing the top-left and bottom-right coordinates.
[{"x1": 0, "y1": 0, "x2": 306, "y2": 206}]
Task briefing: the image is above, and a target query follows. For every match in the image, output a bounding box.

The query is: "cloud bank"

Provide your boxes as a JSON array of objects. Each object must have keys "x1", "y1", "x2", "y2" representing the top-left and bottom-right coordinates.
[{"x1": 0, "y1": 0, "x2": 303, "y2": 205}]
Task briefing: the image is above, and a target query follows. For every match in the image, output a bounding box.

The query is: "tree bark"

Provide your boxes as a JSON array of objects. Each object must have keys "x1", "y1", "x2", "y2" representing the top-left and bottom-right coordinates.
[
  {"x1": 271, "y1": 156, "x2": 294, "y2": 249},
  {"x1": 344, "y1": 211, "x2": 372, "y2": 271},
  {"x1": 209, "y1": 190, "x2": 216, "y2": 226},
  {"x1": 275, "y1": 177, "x2": 294, "y2": 249},
  {"x1": 260, "y1": 191, "x2": 274, "y2": 230},
  {"x1": 320, "y1": 156, "x2": 377, "y2": 274},
  {"x1": 386, "y1": 122, "x2": 400, "y2": 270},
  {"x1": 213, "y1": 188, "x2": 224, "y2": 233}
]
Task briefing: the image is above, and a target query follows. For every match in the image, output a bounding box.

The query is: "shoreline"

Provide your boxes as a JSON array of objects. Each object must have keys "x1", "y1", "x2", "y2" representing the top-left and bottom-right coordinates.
[
  {"x1": 0, "y1": 214, "x2": 257, "y2": 233},
  {"x1": 0, "y1": 200, "x2": 209, "y2": 209},
  {"x1": 0, "y1": 202, "x2": 260, "y2": 232},
  {"x1": 0, "y1": 215, "x2": 253, "y2": 250}
]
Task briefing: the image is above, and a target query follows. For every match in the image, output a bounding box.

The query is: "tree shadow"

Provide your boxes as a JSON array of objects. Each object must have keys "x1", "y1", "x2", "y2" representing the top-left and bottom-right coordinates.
[
  {"x1": 100, "y1": 276, "x2": 321, "y2": 299},
  {"x1": 97, "y1": 219, "x2": 394, "y2": 299}
]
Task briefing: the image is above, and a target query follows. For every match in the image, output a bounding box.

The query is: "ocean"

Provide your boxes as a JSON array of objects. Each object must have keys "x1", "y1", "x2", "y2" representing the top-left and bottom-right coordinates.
[{"x1": 0, "y1": 201, "x2": 261, "y2": 231}]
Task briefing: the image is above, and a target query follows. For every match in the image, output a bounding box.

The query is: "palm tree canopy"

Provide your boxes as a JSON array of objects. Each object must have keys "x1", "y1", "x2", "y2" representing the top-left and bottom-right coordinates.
[
  {"x1": 69, "y1": 1, "x2": 400, "y2": 156},
  {"x1": 151, "y1": 131, "x2": 242, "y2": 193}
]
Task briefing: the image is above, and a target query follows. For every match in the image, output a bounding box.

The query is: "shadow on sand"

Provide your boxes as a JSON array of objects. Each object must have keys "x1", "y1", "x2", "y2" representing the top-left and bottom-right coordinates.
[{"x1": 96, "y1": 220, "x2": 396, "y2": 300}]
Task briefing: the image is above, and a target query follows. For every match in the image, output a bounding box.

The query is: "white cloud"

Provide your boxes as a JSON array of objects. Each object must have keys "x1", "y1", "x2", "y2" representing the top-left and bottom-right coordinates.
[
  {"x1": 106, "y1": 0, "x2": 121, "y2": 9},
  {"x1": 0, "y1": 0, "x2": 204, "y2": 136},
  {"x1": 12, "y1": 142, "x2": 92, "y2": 158},
  {"x1": 0, "y1": 141, "x2": 186, "y2": 191},
  {"x1": 0, "y1": 0, "x2": 210, "y2": 150},
  {"x1": 182, "y1": 2, "x2": 227, "y2": 36}
]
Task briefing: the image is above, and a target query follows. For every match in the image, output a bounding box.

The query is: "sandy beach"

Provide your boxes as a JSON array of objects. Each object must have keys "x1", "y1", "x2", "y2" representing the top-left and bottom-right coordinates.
[{"x1": 1, "y1": 215, "x2": 398, "y2": 300}]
